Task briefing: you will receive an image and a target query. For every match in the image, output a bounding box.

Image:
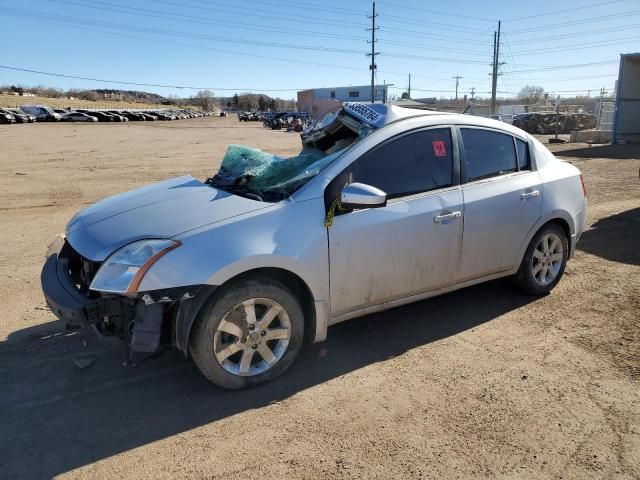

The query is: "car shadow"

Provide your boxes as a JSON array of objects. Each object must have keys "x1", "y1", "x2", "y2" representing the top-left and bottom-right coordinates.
[
  {"x1": 577, "y1": 207, "x2": 640, "y2": 266},
  {"x1": 0, "y1": 279, "x2": 536, "y2": 479},
  {"x1": 552, "y1": 143, "x2": 640, "y2": 159}
]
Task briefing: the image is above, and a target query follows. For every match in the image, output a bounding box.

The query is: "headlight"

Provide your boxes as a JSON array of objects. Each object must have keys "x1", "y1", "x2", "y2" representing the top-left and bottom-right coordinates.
[{"x1": 90, "y1": 239, "x2": 181, "y2": 294}]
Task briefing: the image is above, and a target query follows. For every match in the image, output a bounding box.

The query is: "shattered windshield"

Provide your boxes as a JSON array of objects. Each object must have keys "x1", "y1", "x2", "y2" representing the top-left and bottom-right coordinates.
[
  {"x1": 206, "y1": 104, "x2": 385, "y2": 202},
  {"x1": 206, "y1": 143, "x2": 352, "y2": 202}
]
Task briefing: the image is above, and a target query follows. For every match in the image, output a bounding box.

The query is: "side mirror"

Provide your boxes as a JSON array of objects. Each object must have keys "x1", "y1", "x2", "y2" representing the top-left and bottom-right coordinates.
[{"x1": 340, "y1": 183, "x2": 387, "y2": 210}]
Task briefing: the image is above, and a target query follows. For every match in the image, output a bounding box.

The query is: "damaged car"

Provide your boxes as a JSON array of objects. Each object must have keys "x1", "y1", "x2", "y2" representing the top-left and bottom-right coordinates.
[{"x1": 42, "y1": 102, "x2": 587, "y2": 389}]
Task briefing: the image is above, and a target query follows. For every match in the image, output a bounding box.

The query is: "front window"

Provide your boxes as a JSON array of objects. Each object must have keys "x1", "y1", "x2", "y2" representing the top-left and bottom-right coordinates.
[{"x1": 345, "y1": 128, "x2": 454, "y2": 198}]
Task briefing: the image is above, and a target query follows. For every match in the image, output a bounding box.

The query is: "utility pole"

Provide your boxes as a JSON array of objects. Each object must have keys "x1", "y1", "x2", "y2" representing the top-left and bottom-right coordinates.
[
  {"x1": 597, "y1": 87, "x2": 606, "y2": 129},
  {"x1": 367, "y1": 1, "x2": 379, "y2": 103},
  {"x1": 452, "y1": 75, "x2": 462, "y2": 101},
  {"x1": 408, "y1": 73, "x2": 411, "y2": 99},
  {"x1": 490, "y1": 20, "x2": 502, "y2": 115},
  {"x1": 470, "y1": 87, "x2": 476, "y2": 101}
]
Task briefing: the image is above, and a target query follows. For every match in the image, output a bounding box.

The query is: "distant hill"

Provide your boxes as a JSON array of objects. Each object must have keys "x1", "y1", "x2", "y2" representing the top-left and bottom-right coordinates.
[{"x1": 93, "y1": 89, "x2": 167, "y2": 103}]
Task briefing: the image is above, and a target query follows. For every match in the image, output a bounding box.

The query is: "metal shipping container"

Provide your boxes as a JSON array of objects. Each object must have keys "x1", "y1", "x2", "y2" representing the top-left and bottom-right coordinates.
[{"x1": 612, "y1": 53, "x2": 640, "y2": 144}]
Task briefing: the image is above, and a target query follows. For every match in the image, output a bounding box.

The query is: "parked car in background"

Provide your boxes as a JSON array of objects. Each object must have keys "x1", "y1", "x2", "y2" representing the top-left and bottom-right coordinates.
[
  {"x1": 0, "y1": 110, "x2": 16, "y2": 124},
  {"x1": 104, "y1": 111, "x2": 128, "y2": 122},
  {"x1": 1, "y1": 109, "x2": 27, "y2": 123},
  {"x1": 20, "y1": 104, "x2": 61, "y2": 121},
  {"x1": 7, "y1": 109, "x2": 35, "y2": 123},
  {"x1": 77, "y1": 110, "x2": 114, "y2": 122},
  {"x1": 64, "y1": 112, "x2": 98, "y2": 122},
  {"x1": 120, "y1": 111, "x2": 146, "y2": 121},
  {"x1": 42, "y1": 103, "x2": 587, "y2": 390}
]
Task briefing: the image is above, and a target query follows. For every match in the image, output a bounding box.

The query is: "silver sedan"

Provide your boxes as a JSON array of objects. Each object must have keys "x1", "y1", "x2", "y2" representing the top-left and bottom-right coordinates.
[
  {"x1": 63, "y1": 112, "x2": 98, "y2": 122},
  {"x1": 41, "y1": 103, "x2": 587, "y2": 389}
]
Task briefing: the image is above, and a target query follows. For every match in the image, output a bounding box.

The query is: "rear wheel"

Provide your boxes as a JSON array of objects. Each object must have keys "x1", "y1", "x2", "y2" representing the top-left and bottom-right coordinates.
[
  {"x1": 190, "y1": 276, "x2": 304, "y2": 389},
  {"x1": 514, "y1": 223, "x2": 568, "y2": 295}
]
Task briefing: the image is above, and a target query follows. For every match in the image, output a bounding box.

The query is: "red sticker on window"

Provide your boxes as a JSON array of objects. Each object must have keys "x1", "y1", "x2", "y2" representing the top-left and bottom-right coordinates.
[{"x1": 432, "y1": 140, "x2": 447, "y2": 157}]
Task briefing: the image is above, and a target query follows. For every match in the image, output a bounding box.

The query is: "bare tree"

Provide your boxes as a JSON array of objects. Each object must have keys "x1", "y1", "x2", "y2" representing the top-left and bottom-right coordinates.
[
  {"x1": 194, "y1": 90, "x2": 216, "y2": 111},
  {"x1": 517, "y1": 85, "x2": 545, "y2": 105}
]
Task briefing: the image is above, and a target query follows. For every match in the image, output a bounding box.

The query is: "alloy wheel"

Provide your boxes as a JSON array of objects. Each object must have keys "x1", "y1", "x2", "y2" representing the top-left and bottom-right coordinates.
[
  {"x1": 531, "y1": 232, "x2": 564, "y2": 286},
  {"x1": 213, "y1": 298, "x2": 291, "y2": 376}
]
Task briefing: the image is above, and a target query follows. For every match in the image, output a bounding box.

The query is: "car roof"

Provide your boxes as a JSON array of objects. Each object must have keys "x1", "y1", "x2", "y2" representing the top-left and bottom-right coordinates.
[
  {"x1": 342, "y1": 103, "x2": 527, "y2": 137},
  {"x1": 385, "y1": 107, "x2": 529, "y2": 139}
]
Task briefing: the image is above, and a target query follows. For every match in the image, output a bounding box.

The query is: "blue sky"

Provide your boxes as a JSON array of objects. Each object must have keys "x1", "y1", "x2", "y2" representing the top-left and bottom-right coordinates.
[{"x1": 0, "y1": 0, "x2": 637, "y2": 99}]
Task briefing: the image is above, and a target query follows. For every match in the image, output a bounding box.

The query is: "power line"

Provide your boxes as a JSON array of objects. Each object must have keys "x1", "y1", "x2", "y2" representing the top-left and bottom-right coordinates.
[
  {"x1": 0, "y1": 7, "x2": 365, "y2": 54},
  {"x1": 229, "y1": 0, "x2": 367, "y2": 17},
  {"x1": 45, "y1": 0, "x2": 367, "y2": 41},
  {"x1": 0, "y1": 64, "x2": 307, "y2": 91},
  {"x1": 380, "y1": 13, "x2": 491, "y2": 35},
  {"x1": 8, "y1": 17, "x2": 371, "y2": 74},
  {"x1": 507, "y1": 8, "x2": 640, "y2": 34},
  {"x1": 371, "y1": 0, "x2": 496, "y2": 22},
  {"x1": 1, "y1": 7, "x2": 501, "y2": 66},
  {"x1": 504, "y1": 0, "x2": 624, "y2": 22},
  {"x1": 147, "y1": 0, "x2": 365, "y2": 30},
  {"x1": 510, "y1": 36, "x2": 640, "y2": 56},
  {"x1": 380, "y1": 26, "x2": 491, "y2": 45},
  {"x1": 516, "y1": 60, "x2": 618, "y2": 74},
  {"x1": 173, "y1": 0, "x2": 366, "y2": 29},
  {"x1": 505, "y1": 23, "x2": 640, "y2": 44}
]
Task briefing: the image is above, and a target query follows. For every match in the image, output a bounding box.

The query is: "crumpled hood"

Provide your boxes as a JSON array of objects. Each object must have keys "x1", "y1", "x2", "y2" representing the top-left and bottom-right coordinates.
[{"x1": 66, "y1": 175, "x2": 269, "y2": 261}]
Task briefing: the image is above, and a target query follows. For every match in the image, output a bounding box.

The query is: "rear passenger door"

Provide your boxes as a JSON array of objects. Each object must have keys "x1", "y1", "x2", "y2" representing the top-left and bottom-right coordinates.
[{"x1": 458, "y1": 128, "x2": 542, "y2": 281}]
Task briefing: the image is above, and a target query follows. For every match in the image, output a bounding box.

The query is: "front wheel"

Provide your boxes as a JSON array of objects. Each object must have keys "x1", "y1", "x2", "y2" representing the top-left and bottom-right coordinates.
[
  {"x1": 190, "y1": 276, "x2": 304, "y2": 389},
  {"x1": 514, "y1": 223, "x2": 568, "y2": 295}
]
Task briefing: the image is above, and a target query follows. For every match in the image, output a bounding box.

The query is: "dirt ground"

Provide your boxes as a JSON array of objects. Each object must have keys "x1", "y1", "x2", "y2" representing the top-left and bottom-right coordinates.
[{"x1": 0, "y1": 117, "x2": 638, "y2": 480}]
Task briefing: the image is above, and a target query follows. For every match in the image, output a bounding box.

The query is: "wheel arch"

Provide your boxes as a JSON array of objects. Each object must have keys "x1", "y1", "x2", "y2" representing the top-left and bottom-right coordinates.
[
  {"x1": 224, "y1": 267, "x2": 318, "y2": 345},
  {"x1": 546, "y1": 218, "x2": 572, "y2": 256},
  {"x1": 517, "y1": 213, "x2": 575, "y2": 269},
  {"x1": 174, "y1": 267, "x2": 320, "y2": 356}
]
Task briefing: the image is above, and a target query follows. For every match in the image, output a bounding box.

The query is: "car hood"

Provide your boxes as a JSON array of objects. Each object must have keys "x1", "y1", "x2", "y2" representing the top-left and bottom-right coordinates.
[{"x1": 66, "y1": 175, "x2": 270, "y2": 261}]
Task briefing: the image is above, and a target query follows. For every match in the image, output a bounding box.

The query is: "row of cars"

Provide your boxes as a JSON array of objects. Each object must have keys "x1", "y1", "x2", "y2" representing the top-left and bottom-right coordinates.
[
  {"x1": 0, "y1": 104, "x2": 216, "y2": 124},
  {"x1": 0, "y1": 108, "x2": 36, "y2": 123}
]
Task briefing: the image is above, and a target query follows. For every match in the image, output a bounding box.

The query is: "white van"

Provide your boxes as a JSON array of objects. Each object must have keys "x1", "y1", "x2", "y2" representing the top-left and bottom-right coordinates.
[{"x1": 20, "y1": 105, "x2": 61, "y2": 122}]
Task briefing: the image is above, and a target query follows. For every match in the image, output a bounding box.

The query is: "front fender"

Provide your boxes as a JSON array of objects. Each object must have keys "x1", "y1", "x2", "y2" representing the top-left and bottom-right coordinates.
[{"x1": 138, "y1": 197, "x2": 331, "y2": 346}]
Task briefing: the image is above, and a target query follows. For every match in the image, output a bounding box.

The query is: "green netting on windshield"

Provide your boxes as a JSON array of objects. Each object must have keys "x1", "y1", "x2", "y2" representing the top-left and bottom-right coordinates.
[{"x1": 214, "y1": 144, "x2": 326, "y2": 191}]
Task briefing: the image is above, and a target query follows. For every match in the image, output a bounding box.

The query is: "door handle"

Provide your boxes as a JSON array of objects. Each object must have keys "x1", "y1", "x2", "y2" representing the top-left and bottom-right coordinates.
[
  {"x1": 520, "y1": 190, "x2": 540, "y2": 200},
  {"x1": 434, "y1": 211, "x2": 462, "y2": 224}
]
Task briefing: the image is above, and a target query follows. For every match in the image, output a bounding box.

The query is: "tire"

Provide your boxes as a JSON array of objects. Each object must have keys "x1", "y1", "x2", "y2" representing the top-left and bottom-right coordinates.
[
  {"x1": 189, "y1": 276, "x2": 304, "y2": 389},
  {"x1": 514, "y1": 223, "x2": 568, "y2": 295}
]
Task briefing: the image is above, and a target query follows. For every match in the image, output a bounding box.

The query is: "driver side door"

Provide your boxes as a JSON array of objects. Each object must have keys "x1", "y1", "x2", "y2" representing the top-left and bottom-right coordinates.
[{"x1": 326, "y1": 127, "x2": 464, "y2": 319}]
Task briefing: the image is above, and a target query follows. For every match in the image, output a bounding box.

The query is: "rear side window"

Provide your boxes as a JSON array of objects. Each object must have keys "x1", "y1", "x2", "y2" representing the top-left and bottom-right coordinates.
[
  {"x1": 349, "y1": 128, "x2": 453, "y2": 198},
  {"x1": 516, "y1": 138, "x2": 530, "y2": 170},
  {"x1": 461, "y1": 128, "x2": 517, "y2": 181}
]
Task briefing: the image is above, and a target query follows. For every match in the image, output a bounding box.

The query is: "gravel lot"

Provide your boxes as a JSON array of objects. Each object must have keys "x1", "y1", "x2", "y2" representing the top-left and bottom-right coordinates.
[{"x1": 0, "y1": 117, "x2": 638, "y2": 479}]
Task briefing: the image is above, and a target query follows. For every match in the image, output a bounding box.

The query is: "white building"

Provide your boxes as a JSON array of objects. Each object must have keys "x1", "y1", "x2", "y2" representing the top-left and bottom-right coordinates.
[{"x1": 297, "y1": 84, "x2": 391, "y2": 118}]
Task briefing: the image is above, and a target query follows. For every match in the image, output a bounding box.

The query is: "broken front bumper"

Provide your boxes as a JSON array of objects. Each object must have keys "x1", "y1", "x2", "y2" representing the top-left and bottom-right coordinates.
[
  {"x1": 41, "y1": 252, "x2": 94, "y2": 326},
  {"x1": 40, "y1": 252, "x2": 130, "y2": 328}
]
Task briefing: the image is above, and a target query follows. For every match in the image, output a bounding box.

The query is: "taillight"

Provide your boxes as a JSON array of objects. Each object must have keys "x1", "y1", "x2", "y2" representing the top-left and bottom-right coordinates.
[{"x1": 579, "y1": 174, "x2": 587, "y2": 197}]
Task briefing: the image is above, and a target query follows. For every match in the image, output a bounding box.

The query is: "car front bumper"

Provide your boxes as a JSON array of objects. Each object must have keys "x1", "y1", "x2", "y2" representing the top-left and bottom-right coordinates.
[
  {"x1": 41, "y1": 252, "x2": 96, "y2": 326},
  {"x1": 41, "y1": 249, "x2": 131, "y2": 328}
]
